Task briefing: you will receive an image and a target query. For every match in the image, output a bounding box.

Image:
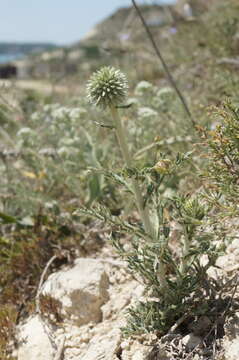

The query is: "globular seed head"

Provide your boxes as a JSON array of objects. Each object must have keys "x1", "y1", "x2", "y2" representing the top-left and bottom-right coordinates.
[{"x1": 86, "y1": 66, "x2": 128, "y2": 109}]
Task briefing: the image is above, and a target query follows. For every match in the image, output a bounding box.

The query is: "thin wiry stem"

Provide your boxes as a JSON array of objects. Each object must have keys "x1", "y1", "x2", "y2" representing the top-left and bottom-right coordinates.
[{"x1": 131, "y1": 0, "x2": 196, "y2": 128}]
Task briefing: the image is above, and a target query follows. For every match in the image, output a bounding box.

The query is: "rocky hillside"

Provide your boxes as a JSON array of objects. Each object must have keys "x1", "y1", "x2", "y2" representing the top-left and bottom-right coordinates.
[{"x1": 1, "y1": 2, "x2": 193, "y2": 79}]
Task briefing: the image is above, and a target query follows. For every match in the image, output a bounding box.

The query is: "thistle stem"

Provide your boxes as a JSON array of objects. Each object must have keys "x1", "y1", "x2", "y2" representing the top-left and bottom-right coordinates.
[
  {"x1": 110, "y1": 105, "x2": 168, "y2": 290},
  {"x1": 180, "y1": 224, "x2": 190, "y2": 274}
]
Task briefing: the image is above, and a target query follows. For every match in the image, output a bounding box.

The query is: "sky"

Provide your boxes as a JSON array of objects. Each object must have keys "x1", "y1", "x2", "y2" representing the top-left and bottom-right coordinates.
[{"x1": 0, "y1": 0, "x2": 176, "y2": 45}]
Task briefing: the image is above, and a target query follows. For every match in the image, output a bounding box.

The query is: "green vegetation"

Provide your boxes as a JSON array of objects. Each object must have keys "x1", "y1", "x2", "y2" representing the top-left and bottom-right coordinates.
[
  {"x1": 0, "y1": 0, "x2": 239, "y2": 357},
  {"x1": 83, "y1": 66, "x2": 223, "y2": 336}
]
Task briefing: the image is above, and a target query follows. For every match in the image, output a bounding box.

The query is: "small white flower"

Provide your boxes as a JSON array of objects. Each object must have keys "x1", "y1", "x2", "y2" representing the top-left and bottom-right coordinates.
[
  {"x1": 39, "y1": 147, "x2": 56, "y2": 156},
  {"x1": 31, "y1": 111, "x2": 41, "y2": 122},
  {"x1": 127, "y1": 97, "x2": 139, "y2": 106},
  {"x1": 59, "y1": 138, "x2": 76, "y2": 147},
  {"x1": 152, "y1": 87, "x2": 174, "y2": 109},
  {"x1": 138, "y1": 107, "x2": 158, "y2": 119},
  {"x1": 69, "y1": 107, "x2": 86, "y2": 119},
  {"x1": 17, "y1": 127, "x2": 35, "y2": 137},
  {"x1": 156, "y1": 87, "x2": 174, "y2": 99},
  {"x1": 134, "y1": 81, "x2": 154, "y2": 96},
  {"x1": 52, "y1": 107, "x2": 69, "y2": 120},
  {"x1": 57, "y1": 146, "x2": 78, "y2": 157}
]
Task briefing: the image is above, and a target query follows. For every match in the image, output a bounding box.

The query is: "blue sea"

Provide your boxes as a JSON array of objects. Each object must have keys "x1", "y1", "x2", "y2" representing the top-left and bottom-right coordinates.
[{"x1": 0, "y1": 53, "x2": 24, "y2": 64}]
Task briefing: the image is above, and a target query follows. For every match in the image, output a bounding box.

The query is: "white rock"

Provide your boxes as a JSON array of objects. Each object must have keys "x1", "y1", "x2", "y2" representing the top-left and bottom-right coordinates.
[
  {"x1": 121, "y1": 339, "x2": 161, "y2": 360},
  {"x1": 102, "y1": 280, "x2": 143, "y2": 320},
  {"x1": 227, "y1": 238, "x2": 239, "y2": 256},
  {"x1": 223, "y1": 312, "x2": 239, "y2": 360},
  {"x1": 182, "y1": 333, "x2": 202, "y2": 350},
  {"x1": 216, "y1": 254, "x2": 238, "y2": 273},
  {"x1": 223, "y1": 338, "x2": 239, "y2": 360},
  {"x1": 207, "y1": 265, "x2": 224, "y2": 280},
  {"x1": 17, "y1": 315, "x2": 54, "y2": 360},
  {"x1": 121, "y1": 340, "x2": 130, "y2": 350},
  {"x1": 42, "y1": 258, "x2": 109, "y2": 326},
  {"x1": 80, "y1": 327, "x2": 121, "y2": 360},
  {"x1": 132, "y1": 350, "x2": 145, "y2": 360}
]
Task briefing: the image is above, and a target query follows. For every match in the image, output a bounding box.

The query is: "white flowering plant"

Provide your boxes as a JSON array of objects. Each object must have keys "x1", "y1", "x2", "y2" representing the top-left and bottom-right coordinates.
[
  {"x1": 79, "y1": 66, "x2": 221, "y2": 336},
  {"x1": 1, "y1": 98, "x2": 115, "y2": 216}
]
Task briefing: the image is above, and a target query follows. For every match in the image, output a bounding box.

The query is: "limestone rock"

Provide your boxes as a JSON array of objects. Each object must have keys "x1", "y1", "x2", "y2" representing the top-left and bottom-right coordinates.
[
  {"x1": 207, "y1": 265, "x2": 224, "y2": 281},
  {"x1": 121, "y1": 340, "x2": 149, "y2": 360},
  {"x1": 182, "y1": 333, "x2": 202, "y2": 351},
  {"x1": 223, "y1": 338, "x2": 239, "y2": 360},
  {"x1": 227, "y1": 238, "x2": 239, "y2": 257},
  {"x1": 17, "y1": 315, "x2": 54, "y2": 360},
  {"x1": 222, "y1": 312, "x2": 239, "y2": 360},
  {"x1": 216, "y1": 254, "x2": 238, "y2": 273},
  {"x1": 80, "y1": 327, "x2": 121, "y2": 360},
  {"x1": 42, "y1": 258, "x2": 109, "y2": 326},
  {"x1": 102, "y1": 281, "x2": 144, "y2": 320}
]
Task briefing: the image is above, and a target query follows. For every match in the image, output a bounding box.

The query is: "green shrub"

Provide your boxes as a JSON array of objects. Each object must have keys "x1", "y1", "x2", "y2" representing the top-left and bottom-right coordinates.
[{"x1": 202, "y1": 100, "x2": 239, "y2": 225}]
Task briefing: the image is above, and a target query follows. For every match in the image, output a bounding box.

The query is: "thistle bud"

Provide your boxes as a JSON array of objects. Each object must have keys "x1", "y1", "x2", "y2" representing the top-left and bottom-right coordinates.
[
  {"x1": 183, "y1": 198, "x2": 205, "y2": 221},
  {"x1": 86, "y1": 66, "x2": 128, "y2": 109},
  {"x1": 153, "y1": 159, "x2": 172, "y2": 175}
]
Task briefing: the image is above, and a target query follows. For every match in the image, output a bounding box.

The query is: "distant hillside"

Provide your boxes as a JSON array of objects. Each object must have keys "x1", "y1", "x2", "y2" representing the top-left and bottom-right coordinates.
[
  {"x1": 1, "y1": 0, "x2": 218, "y2": 79},
  {"x1": 78, "y1": 5, "x2": 173, "y2": 47},
  {"x1": 0, "y1": 42, "x2": 57, "y2": 55}
]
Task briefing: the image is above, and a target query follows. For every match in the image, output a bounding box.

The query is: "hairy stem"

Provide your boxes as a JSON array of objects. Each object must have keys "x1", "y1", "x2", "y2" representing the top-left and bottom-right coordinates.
[
  {"x1": 180, "y1": 224, "x2": 190, "y2": 274},
  {"x1": 110, "y1": 105, "x2": 168, "y2": 290}
]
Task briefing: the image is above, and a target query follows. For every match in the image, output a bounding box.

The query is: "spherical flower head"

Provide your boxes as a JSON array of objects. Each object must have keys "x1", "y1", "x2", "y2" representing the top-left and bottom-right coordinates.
[{"x1": 86, "y1": 66, "x2": 128, "y2": 109}]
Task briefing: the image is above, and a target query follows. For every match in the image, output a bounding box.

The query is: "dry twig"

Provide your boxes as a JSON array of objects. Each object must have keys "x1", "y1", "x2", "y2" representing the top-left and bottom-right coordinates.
[{"x1": 35, "y1": 254, "x2": 57, "y2": 314}]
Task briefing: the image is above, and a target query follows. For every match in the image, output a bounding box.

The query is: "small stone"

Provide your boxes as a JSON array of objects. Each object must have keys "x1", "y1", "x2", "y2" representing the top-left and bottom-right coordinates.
[
  {"x1": 207, "y1": 266, "x2": 224, "y2": 280},
  {"x1": 182, "y1": 333, "x2": 202, "y2": 351},
  {"x1": 80, "y1": 328, "x2": 121, "y2": 360},
  {"x1": 216, "y1": 254, "x2": 238, "y2": 273},
  {"x1": 56, "y1": 328, "x2": 64, "y2": 335},
  {"x1": 223, "y1": 338, "x2": 239, "y2": 360},
  {"x1": 81, "y1": 332, "x2": 90, "y2": 343},
  {"x1": 121, "y1": 340, "x2": 130, "y2": 350},
  {"x1": 132, "y1": 350, "x2": 145, "y2": 360},
  {"x1": 227, "y1": 238, "x2": 239, "y2": 256},
  {"x1": 193, "y1": 355, "x2": 200, "y2": 360},
  {"x1": 17, "y1": 315, "x2": 54, "y2": 360},
  {"x1": 41, "y1": 258, "x2": 109, "y2": 326}
]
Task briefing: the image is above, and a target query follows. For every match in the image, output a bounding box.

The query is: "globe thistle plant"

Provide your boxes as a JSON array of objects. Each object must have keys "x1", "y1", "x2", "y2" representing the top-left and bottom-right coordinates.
[
  {"x1": 87, "y1": 66, "x2": 168, "y2": 291},
  {"x1": 86, "y1": 66, "x2": 128, "y2": 109}
]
